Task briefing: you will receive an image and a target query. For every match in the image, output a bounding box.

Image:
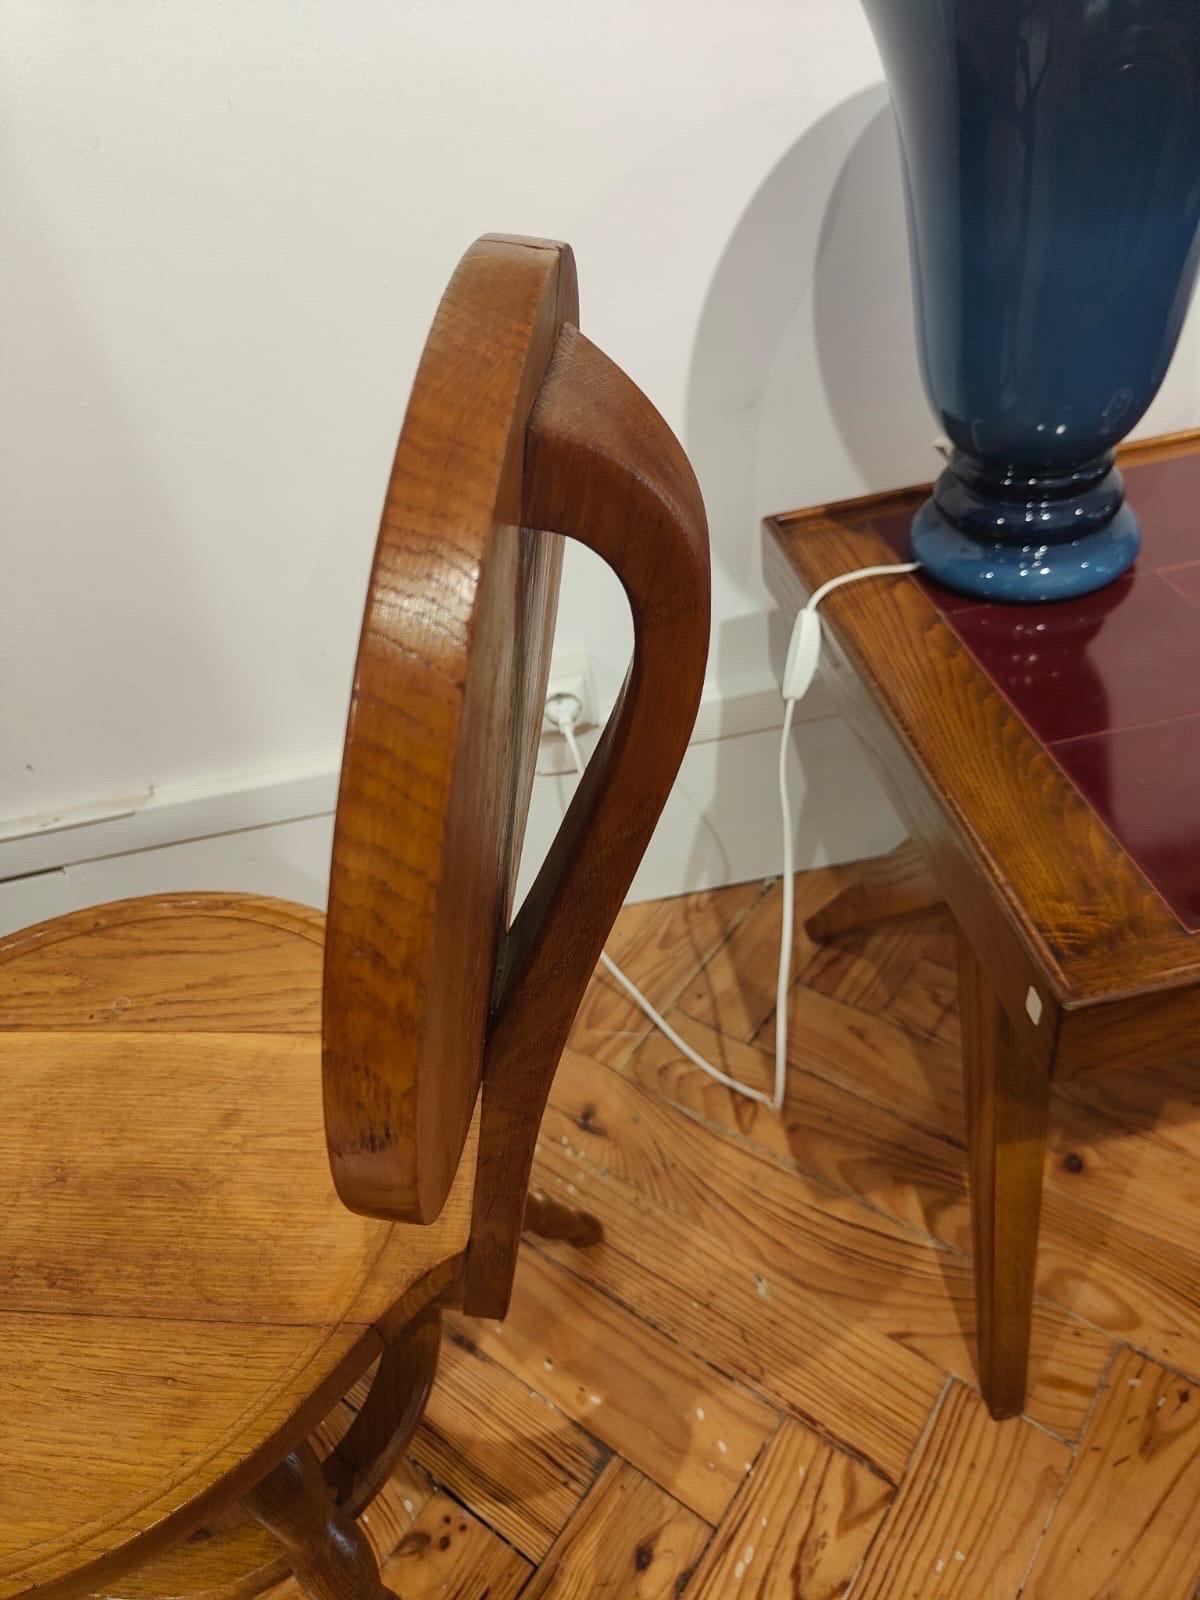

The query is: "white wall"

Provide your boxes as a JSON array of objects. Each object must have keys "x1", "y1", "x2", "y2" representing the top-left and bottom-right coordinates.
[{"x1": 3, "y1": 1, "x2": 1199, "y2": 921}]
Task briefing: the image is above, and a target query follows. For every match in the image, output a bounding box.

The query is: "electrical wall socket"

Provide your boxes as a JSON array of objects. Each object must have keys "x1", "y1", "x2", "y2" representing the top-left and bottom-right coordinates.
[{"x1": 542, "y1": 649, "x2": 596, "y2": 736}]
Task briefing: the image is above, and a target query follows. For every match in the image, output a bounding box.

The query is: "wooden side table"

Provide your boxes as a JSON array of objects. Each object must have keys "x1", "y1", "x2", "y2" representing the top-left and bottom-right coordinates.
[{"x1": 764, "y1": 428, "x2": 1200, "y2": 1420}]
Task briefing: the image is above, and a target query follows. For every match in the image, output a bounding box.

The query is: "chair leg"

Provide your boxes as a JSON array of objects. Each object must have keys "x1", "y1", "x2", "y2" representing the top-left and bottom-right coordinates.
[
  {"x1": 805, "y1": 839, "x2": 942, "y2": 940},
  {"x1": 524, "y1": 1187, "x2": 603, "y2": 1246},
  {"x1": 325, "y1": 1310, "x2": 441, "y2": 1515},
  {"x1": 958, "y1": 931, "x2": 1050, "y2": 1421},
  {"x1": 242, "y1": 1442, "x2": 398, "y2": 1600}
]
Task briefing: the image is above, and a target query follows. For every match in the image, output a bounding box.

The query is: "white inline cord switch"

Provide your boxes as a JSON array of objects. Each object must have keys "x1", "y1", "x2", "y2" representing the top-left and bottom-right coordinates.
[{"x1": 547, "y1": 557, "x2": 921, "y2": 1114}]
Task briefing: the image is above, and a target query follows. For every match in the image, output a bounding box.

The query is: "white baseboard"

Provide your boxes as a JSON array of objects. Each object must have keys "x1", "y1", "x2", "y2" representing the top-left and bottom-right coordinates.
[
  {"x1": 0, "y1": 677, "x2": 900, "y2": 935},
  {"x1": 0, "y1": 767, "x2": 340, "y2": 882}
]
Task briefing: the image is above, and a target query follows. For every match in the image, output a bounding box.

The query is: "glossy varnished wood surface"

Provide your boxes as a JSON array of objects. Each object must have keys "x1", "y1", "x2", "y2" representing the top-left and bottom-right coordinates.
[
  {"x1": 323, "y1": 235, "x2": 575, "y2": 1226},
  {"x1": 958, "y1": 930, "x2": 1051, "y2": 1419},
  {"x1": 0, "y1": 895, "x2": 472, "y2": 1600},
  {"x1": 463, "y1": 322, "x2": 710, "y2": 1317},
  {"x1": 764, "y1": 428, "x2": 1200, "y2": 1078},
  {"x1": 198, "y1": 876, "x2": 1200, "y2": 1598}
]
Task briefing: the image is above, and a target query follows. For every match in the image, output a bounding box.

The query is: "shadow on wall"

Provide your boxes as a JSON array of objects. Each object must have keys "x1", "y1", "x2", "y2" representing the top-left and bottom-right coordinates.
[
  {"x1": 684, "y1": 84, "x2": 932, "y2": 675},
  {"x1": 670, "y1": 86, "x2": 924, "y2": 892}
]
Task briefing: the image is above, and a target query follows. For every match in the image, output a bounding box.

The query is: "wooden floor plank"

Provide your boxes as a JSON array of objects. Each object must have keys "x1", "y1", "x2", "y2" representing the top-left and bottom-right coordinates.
[
  {"x1": 520, "y1": 1459, "x2": 711, "y2": 1600},
  {"x1": 260, "y1": 1464, "x2": 529, "y2": 1600},
  {"x1": 674, "y1": 870, "x2": 844, "y2": 1041},
  {"x1": 618, "y1": 882, "x2": 766, "y2": 1009},
  {"x1": 682, "y1": 1420, "x2": 892, "y2": 1598},
  {"x1": 1034, "y1": 1194, "x2": 1200, "y2": 1378},
  {"x1": 411, "y1": 1330, "x2": 606, "y2": 1560},
  {"x1": 542, "y1": 1051, "x2": 1110, "y2": 1442},
  {"x1": 1023, "y1": 1347, "x2": 1200, "y2": 1599},
  {"x1": 378, "y1": 1489, "x2": 531, "y2": 1600},
  {"x1": 625, "y1": 987, "x2": 1200, "y2": 1393},
  {"x1": 1057, "y1": 1053, "x2": 1200, "y2": 1166},
  {"x1": 851, "y1": 1382, "x2": 1071, "y2": 1599},
  {"x1": 801, "y1": 910, "x2": 943, "y2": 1017},
  {"x1": 454, "y1": 1249, "x2": 776, "y2": 1524},
  {"x1": 765, "y1": 983, "x2": 966, "y2": 1143},
  {"x1": 359, "y1": 1463, "x2": 438, "y2": 1564},
  {"x1": 529, "y1": 1146, "x2": 947, "y2": 1482},
  {"x1": 1049, "y1": 1087, "x2": 1200, "y2": 1262},
  {"x1": 567, "y1": 965, "x2": 655, "y2": 1070},
  {"x1": 888, "y1": 952, "x2": 959, "y2": 1045},
  {"x1": 618, "y1": 1012, "x2": 1200, "y2": 1386},
  {"x1": 607, "y1": 899, "x2": 669, "y2": 961},
  {"x1": 571, "y1": 881, "x2": 764, "y2": 1067},
  {"x1": 624, "y1": 1010, "x2": 968, "y2": 1243}
]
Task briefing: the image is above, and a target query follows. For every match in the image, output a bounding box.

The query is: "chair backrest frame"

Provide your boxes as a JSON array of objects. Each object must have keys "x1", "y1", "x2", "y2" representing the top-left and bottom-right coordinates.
[
  {"x1": 323, "y1": 235, "x2": 711, "y2": 1313},
  {"x1": 323, "y1": 236, "x2": 576, "y2": 1226}
]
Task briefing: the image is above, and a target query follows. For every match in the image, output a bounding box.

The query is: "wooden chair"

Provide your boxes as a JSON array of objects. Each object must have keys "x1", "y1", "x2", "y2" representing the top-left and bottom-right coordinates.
[{"x1": 1, "y1": 235, "x2": 710, "y2": 1600}]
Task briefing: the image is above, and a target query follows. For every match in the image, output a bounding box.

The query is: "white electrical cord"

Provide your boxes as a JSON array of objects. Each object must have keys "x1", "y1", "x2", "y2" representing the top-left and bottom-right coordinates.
[{"x1": 549, "y1": 558, "x2": 921, "y2": 1113}]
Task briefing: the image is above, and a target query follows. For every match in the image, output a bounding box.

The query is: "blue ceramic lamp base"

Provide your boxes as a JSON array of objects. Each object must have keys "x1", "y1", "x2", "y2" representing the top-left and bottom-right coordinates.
[
  {"x1": 911, "y1": 450, "x2": 1142, "y2": 602},
  {"x1": 912, "y1": 498, "x2": 1141, "y2": 603},
  {"x1": 859, "y1": 0, "x2": 1200, "y2": 609}
]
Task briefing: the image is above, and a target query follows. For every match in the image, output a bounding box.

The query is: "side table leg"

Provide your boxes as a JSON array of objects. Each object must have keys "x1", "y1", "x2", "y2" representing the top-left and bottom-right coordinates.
[{"x1": 958, "y1": 930, "x2": 1051, "y2": 1420}]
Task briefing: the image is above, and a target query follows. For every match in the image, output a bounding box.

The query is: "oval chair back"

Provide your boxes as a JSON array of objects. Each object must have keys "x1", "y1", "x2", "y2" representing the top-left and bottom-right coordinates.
[{"x1": 322, "y1": 234, "x2": 711, "y2": 1318}]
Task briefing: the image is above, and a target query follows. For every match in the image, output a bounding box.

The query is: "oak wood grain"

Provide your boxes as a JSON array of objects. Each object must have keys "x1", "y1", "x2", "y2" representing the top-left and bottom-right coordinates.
[
  {"x1": 0, "y1": 896, "x2": 472, "y2": 1600},
  {"x1": 0, "y1": 1314, "x2": 373, "y2": 1600},
  {"x1": 464, "y1": 319, "x2": 710, "y2": 1317},
  {"x1": 0, "y1": 1027, "x2": 468, "y2": 1326},
  {"x1": 0, "y1": 897, "x2": 323, "y2": 1032},
  {"x1": 323, "y1": 235, "x2": 576, "y2": 1226},
  {"x1": 100, "y1": 1418, "x2": 431, "y2": 1600}
]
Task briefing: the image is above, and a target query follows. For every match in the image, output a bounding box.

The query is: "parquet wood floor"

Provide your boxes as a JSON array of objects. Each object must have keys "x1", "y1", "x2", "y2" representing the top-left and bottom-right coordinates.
[{"x1": 295, "y1": 872, "x2": 1200, "y2": 1597}]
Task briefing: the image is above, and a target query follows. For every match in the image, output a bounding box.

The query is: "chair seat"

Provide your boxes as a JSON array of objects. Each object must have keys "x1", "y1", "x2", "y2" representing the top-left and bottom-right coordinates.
[{"x1": 0, "y1": 895, "x2": 473, "y2": 1600}]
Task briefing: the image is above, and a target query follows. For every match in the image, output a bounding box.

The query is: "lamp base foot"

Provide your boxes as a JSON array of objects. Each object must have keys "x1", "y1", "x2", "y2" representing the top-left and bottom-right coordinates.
[{"x1": 911, "y1": 496, "x2": 1140, "y2": 603}]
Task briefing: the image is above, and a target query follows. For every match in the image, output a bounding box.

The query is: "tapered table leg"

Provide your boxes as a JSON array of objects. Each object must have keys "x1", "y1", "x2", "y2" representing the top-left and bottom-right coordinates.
[{"x1": 958, "y1": 931, "x2": 1051, "y2": 1420}]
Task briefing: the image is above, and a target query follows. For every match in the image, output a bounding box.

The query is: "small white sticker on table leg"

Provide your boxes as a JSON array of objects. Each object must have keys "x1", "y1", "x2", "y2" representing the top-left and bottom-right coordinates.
[{"x1": 1025, "y1": 986, "x2": 1043, "y2": 1025}]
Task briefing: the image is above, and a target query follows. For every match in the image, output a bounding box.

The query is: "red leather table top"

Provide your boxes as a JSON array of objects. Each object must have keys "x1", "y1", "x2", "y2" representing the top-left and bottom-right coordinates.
[{"x1": 876, "y1": 453, "x2": 1200, "y2": 932}]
